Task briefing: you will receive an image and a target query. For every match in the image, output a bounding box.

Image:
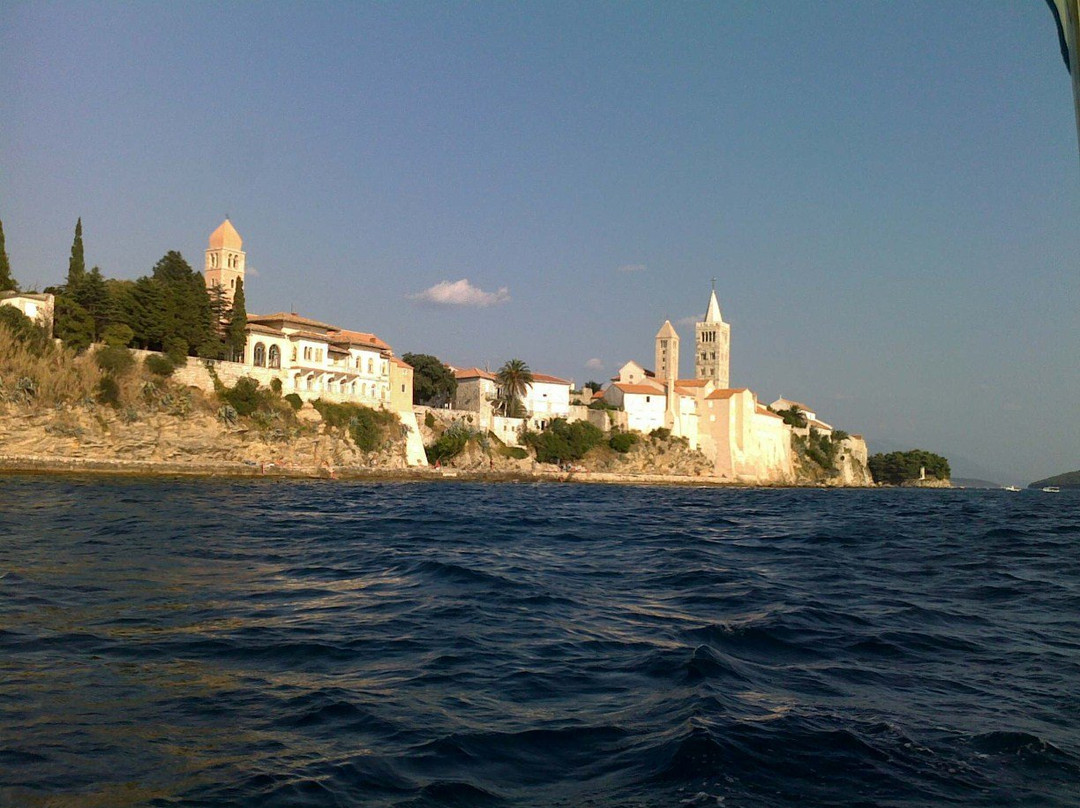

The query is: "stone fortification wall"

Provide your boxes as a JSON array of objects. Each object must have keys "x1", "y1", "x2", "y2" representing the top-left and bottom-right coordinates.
[{"x1": 833, "y1": 436, "x2": 872, "y2": 486}]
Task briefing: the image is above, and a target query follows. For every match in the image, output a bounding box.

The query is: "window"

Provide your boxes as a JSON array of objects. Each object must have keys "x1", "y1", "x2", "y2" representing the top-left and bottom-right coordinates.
[
  {"x1": 367, "y1": 358, "x2": 374, "y2": 374},
  {"x1": 646, "y1": 396, "x2": 651, "y2": 403},
  {"x1": 268, "y1": 345, "x2": 280, "y2": 368},
  {"x1": 291, "y1": 347, "x2": 297, "y2": 361},
  {"x1": 253, "y1": 343, "x2": 266, "y2": 367}
]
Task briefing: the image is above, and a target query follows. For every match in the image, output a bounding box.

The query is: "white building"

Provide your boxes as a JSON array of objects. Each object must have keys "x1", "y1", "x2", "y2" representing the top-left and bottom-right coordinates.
[{"x1": 1, "y1": 291, "x2": 54, "y2": 335}]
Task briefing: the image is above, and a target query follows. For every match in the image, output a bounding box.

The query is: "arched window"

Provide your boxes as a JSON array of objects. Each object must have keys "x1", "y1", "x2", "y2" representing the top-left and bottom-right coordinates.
[
  {"x1": 268, "y1": 345, "x2": 280, "y2": 368},
  {"x1": 367, "y1": 358, "x2": 374, "y2": 374},
  {"x1": 253, "y1": 343, "x2": 266, "y2": 367}
]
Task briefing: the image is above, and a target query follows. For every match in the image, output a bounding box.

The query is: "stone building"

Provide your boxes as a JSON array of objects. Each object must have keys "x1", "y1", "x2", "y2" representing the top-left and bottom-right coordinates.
[{"x1": 695, "y1": 288, "x2": 730, "y2": 387}]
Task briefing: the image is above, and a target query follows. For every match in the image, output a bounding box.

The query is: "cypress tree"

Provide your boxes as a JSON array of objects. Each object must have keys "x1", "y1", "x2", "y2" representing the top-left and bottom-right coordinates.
[
  {"x1": 226, "y1": 278, "x2": 248, "y2": 360},
  {"x1": 0, "y1": 219, "x2": 17, "y2": 292},
  {"x1": 67, "y1": 218, "x2": 86, "y2": 291}
]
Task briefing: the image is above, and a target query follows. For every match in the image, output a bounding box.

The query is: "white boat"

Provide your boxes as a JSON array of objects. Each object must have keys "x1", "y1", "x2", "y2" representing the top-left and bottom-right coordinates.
[
  {"x1": 1042, "y1": 486, "x2": 1060, "y2": 493},
  {"x1": 1003, "y1": 485, "x2": 1021, "y2": 492}
]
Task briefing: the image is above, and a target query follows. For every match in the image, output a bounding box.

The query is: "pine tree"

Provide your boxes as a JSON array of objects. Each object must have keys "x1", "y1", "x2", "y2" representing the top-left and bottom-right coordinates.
[
  {"x1": 74, "y1": 266, "x2": 110, "y2": 340},
  {"x1": 0, "y1": 219, "x2": 17, "y2": 292},
  {"x1": 67, "y1": 218, "x2": 86, "y2": 291},
  {"x1": 226, "y1": 278, "x2": 248, "y2": 361}
]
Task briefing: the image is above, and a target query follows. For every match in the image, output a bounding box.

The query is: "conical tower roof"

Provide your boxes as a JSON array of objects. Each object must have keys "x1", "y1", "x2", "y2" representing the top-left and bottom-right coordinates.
[
  {"x1": 208, "y1": 218, "x2": 243, "y2": 250},
  {"x1": 703, "y1": 290, "x2": 723, "y2": 323},
  {"x1": 655, "y1": 319, "x2": 679, "y2": 339}
]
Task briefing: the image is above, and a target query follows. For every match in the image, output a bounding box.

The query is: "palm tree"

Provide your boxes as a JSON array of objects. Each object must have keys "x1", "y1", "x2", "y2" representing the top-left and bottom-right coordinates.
[{"x1": 496, "y1": 359, "x2": 533, "y2": 418}]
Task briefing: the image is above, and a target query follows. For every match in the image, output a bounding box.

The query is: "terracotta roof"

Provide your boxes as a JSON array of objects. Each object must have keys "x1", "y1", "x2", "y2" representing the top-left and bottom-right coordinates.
[
  {"x1": 675, "y1": 378, "x2": 709, "y2": 387},
  {"x1": 454, "y1": 367, "x2": 496, "y2": 381},
  {"x1": 592, "y1": 389, "x2": 605, "y2": 399},
  {"x1": 531, "y1": 373, "x2": 571, "y2": 386},
  {"x1": 245, "y1": 323, "x2": 282, "y2": 336},
  {"x1": 808, "y1": 419, "x2": 833, "y2": 430},
  {"x1": 613, "y1": 383, "x2": 664, "y2": 395},
  {"x1": 391, "y1": 357, "x2": 413, "y2": 370},
  {"x1": 328, "y1": 345, "x2": 350, "y2": 356},
  {"x1": 674, "y1": 387, "x2": 697, "y2": 397},
  {"x1": 208, "y1": 218, "x2": 242, "y2": 251},
  {"x1": 772, "y1": 397, "x2": 811, "y2": 411},
  {"x1": 249, "y1": 312, "x2": 335, "y2": 331},
  {"x1": 328, "y1": 328, "x2": 391, "y2": 351},
  {"x1": 756, "y1": 406, "x2": 785, "y2": 421},
  {"x1": 705, "y1": 387, "x2": 749, "y2": 400},
  {"x1": 290, "y1": 330, "x2": 333, "y2": 343}
]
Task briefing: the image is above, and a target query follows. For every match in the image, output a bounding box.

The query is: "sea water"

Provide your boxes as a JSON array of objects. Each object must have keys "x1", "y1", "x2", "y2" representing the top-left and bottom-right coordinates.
[{"x1": 1, "y1": 477, "x2": 1077, "y2": 807}]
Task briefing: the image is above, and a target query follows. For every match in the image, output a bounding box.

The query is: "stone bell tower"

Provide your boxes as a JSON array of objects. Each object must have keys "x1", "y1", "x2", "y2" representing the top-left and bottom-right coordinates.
[
  {"x1": 695, "y1": 284, "x2": 730, "y2": 388},
  {"x1": 204, "y1": 218, "x2": 245, "y2": 306}
]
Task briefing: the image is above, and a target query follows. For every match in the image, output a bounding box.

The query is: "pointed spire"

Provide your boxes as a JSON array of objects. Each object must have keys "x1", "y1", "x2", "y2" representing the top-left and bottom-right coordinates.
[
  {"x1": 703, "y1": 289, "x2": 723, "y2": 323},
  {"x1": 655, "y1": 319, "x2": 678, "y2": 339}
]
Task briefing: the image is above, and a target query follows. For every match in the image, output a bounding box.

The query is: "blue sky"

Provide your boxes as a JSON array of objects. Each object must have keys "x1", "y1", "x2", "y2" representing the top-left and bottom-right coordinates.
[{"x1": 2, "y1": 1, "x2": 1077, "y2": 484}]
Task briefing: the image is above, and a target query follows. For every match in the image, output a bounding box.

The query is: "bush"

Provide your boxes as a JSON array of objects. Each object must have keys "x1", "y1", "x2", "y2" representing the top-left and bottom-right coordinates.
[
  {"x1": 144, "y1": 354, "x2": 175, "y2": 377},
  {"x1": 424, "y1": 411, "x2": 436, "y2": 429},
  {"x1": 94, "y1": 346, "x2": 135, "y2": 377},
  {"x1": 284, "y1": 393, "x2": 303, "y2": 410},
  {"x1": 101, "y1": 323, "x2": 134, "y2": 348},
  {"x1": 163, "y1": 337, "x2": 189, "y2": 364},
  {"x1": 270, "y1": 377, "x2": 283, "y2": 395},
  {"x1": 221, "y1": 376, "x2": 267, "y2": 417},
  {"x1": 96, "y1": 376, "x2": 121, "y2": 407},
  {"x1": 312, "y1": 399, "x2": 398, "y2": 452},
  {"x1": 0, "y1": 307, "x2": 51, "y2": 355},
  {"x1": 498, "y1": 445, "x2": 528, "y2": 460},
  {"x1": 649, "y1": 427, "x2": 671, "y2": 440},
  {"x1": 523, "y1": 418, "x2": 604, "y2": 464},
  {"x1": 426, "y1": 421, "x2": 475, "y2": 462},
  {"x1": 868, "y1": 450, "x2": 950, "y2": 484},
  {"x1": 609, "y1": 431, "x2": 640, "y2": 453}
]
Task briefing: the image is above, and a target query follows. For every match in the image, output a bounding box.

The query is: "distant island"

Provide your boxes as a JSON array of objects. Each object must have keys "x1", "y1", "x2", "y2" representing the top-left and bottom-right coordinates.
[{"x1": 1028, "y1": 470, "x2": 1080, "y2": 490}]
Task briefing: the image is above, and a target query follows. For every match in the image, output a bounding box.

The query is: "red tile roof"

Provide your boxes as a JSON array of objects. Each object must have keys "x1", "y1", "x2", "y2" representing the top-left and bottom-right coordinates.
[
  {"x1": 249, "y1": 312, "x2": 335, "y2": 331},
  {"x1": 705, "y1": 387, "x2": 749, "y2": 400},
  {"x1": 531, "y1": 372, "x2": 571, "y2": 386},
  {"x1": 613, "y1": 383, "x2": 664, "y2": 395},
  {"x1": 454, "y1": 367, "x2": 496, "y2": 381},
  {"x1": 328, "y1": 328, "x2": 391, "y2": 351}
]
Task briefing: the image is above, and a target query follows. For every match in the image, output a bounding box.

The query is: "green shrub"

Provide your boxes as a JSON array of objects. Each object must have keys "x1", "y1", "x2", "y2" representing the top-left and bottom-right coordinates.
[
  {"x1": 144, "y1": 354, "x2": 175, "y2": 377},
  {"x1": 649, "y1": 427, "x2": 671, "y2": 440},
  {"x1": 523, "y1": 418, "x2": 604, "y2": 464},
  {"x1": 498, "y1": 445, "x2": 528, "y2": 460},
  {"x1": 424, "y1": 411, "x2": 436, "y2": 429},
  {"x1": 426, "y1": 421, "x2": 474, "y2": 462},
  {"x1": 94, "y1": 346, "x2": 134, "y2": 376},
  {"x1": 163, "y1": 337, "x2": 189, "y2": 364},
  {"x1": 284, "y1": 393, "x2": 303, "y2": 410},
  {"x1": 221, "y1": 377, "x2": 265, "y2": 417},
  {"x1": 96, "y1": 376, "x2": 121, "y2": 407},
  {"x1": 270, "y1": 377, "x2": 283, "y2": 395},
  {"x1": 312, "y1": 399, "x2": 398, "y2": 452},
  {"x1": 0, "y1": 307, "x2": 50, "y2": 355},
  {"x1": 609, "y1": 431, "x2": 640, "y2": 453},
  {"x1": 101, "y1": 323, "x2": 134, "y2": 348}
]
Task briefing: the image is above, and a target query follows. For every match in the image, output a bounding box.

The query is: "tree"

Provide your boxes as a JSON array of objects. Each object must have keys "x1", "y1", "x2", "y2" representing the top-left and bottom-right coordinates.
[
  {"x1": 0, "y1": 219, "x2": 17, "y2": 292},
  {"x1": 496, "y1": 358, "x2": 533, "y2": 418},
  {"x1": 522, "y1": 418, "x2": 604, "y2": 464},
  {"x1": 67, "y1": 218, "x2": 86, "y2": 291},
  {"x1": 777, "y1": 405, "x2": 808, "y2": 429},
  {"x1": 225, "y1": 278, "x2": 247, "y2": 360},
  {"x1": 584, "y1": 380, "x2": 603, "y2": 393},
  {"x1": 868, "y1": 450, "x2": 950, "y2": 485},
  {"x1": 73, "y1": 266, "x2": 110, "y2": 340},
  {"x1": 402, "y1": 353, "x2": 457, "y2": 406},
  {"x1": 53, "y1": 294, "x2": 95, "y2": 352},
  {"x1": 0, "y1": 306, "x2": 48, "y2": 353}
]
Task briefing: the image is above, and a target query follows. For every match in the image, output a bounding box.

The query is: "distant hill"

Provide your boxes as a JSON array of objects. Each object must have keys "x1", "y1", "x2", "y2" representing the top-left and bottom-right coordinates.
[
  {"x1": 1028, "y1": 470, "x2": 1080, "y2": 489},
  {"x1": 952, "y1": 478, "x2": 1003, "y2": 489}
]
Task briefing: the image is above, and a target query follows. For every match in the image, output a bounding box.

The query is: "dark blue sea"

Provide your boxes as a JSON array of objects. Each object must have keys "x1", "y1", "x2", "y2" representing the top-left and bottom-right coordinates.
[{"x1": 1, "y1": 478, "x2": 1078, "y2": 807}]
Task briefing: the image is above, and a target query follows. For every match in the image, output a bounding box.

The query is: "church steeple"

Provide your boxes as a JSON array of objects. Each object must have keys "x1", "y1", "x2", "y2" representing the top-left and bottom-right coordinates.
[
  {"x1": 204, "y1": 218, "x2": 246, "y2": 306},
  {"x1": 695, "y1": 285, "x2": 730, "y2": 386}
]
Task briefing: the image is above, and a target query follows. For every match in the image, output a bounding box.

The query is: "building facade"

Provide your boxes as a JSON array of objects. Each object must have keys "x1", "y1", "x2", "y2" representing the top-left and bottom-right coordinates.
[{"x1": 695, "y1": 289, "x2": 730, "y2": 387}]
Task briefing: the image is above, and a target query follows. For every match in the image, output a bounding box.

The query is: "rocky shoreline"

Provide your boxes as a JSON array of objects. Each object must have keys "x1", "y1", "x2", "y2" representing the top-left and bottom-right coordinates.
[{"x1": 0, "y1": 452, "x2": 883, "y2": 488}]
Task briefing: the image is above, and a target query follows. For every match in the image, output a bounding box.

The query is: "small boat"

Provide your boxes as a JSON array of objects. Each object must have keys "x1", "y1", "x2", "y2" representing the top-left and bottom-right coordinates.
[
  {"x1": 1003, "y1": 485, "x2": 1021, "y2": 492},
  {"x1": 1042, "y1": 486, "x2": 1060, "y2": 493}
]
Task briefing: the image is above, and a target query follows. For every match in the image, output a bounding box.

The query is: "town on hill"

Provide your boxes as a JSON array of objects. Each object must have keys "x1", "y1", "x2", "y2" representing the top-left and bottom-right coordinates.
[{"x1": 0, "y1": 217, "x2": 948, "y2": 485}]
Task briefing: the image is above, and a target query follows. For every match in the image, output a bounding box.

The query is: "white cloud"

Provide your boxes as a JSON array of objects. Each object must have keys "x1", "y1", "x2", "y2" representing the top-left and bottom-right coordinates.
[
  {"x1": 618, "y1": 263, "x2": 646, "y2": 273},
  {"x1": 676, "y1": 314, "x2": 699, "y2": 328},
  {"x1": 408, "y1": 278, "x2": 510, "y2": 307},
  {"x1": 245, "y1": 265, "x2": 260, "y2": 278},
  {"x1": 585, "y1": 358, "x2": 604, "y2": 370}
]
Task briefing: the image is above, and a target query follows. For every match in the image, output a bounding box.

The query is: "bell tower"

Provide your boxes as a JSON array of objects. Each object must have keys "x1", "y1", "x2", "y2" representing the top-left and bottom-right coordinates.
[
  {"x1": 204, "y1": 218, "x2": 245, "y2": 306},
  {"x1": 695, "y1": 283, "x2": 730, "y2": 387}
]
